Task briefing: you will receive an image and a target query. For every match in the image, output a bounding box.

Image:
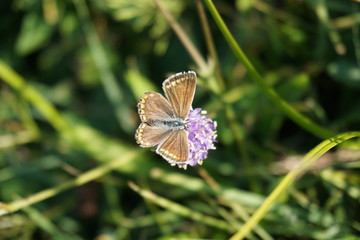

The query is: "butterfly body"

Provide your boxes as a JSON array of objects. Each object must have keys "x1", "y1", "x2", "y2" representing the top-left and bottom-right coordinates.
[
  {"x1": 146, "y1": 119, "x2": 185, "y2": 130},
  {"x1": 135, "y1": 71, "x2": 197, "y2": 166}
]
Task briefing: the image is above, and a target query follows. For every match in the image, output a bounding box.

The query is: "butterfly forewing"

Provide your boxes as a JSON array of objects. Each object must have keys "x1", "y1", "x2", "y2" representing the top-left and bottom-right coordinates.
[
  {"x1": 137, "y1": 91, "x2": 175, "y2": 123},
  {"x1": 162, "y1": 71, "x2": 196, "y2": 119},
  {"x1": 135, "y1": 123, "x2": 173, "y2": 148},
  {"x1": 156, "y1": 129, "x2": 189, "y2": 163}
]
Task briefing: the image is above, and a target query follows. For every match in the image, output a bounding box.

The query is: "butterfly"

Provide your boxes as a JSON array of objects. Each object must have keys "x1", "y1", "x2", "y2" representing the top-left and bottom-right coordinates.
[{"x1": 135, "y1": 71, "x2": 196, "y2": 167}]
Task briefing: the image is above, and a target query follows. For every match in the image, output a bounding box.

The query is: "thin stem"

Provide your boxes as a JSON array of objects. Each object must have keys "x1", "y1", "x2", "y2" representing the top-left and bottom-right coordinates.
[
  {"x1": 225, "y1": 105, "x2": 260, "y2": 193},
  {"x1": 195, "y1": 0, "x2": 225, "y2": 92},
  {"x1": 204, "y1": 0, "x2": 335, "y2": 139},
  {"x1": 153, "y1": 0, "x2": 208, "y2": 73}
]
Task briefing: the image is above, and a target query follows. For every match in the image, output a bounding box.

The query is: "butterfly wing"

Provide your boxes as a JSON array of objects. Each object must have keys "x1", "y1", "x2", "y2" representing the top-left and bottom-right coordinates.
[
  {"x1": 137, "y1": 91, "x2": 175, "y2": 123},
  {"x1": 162, "y1": 71, "x2": 196, "y2": 119},
  {"x1": 156, "y1": 129, "x2": 189, "y2": 164},
  {"x1": 135, "y1": 123, "x2": 173, "y2": 147}
]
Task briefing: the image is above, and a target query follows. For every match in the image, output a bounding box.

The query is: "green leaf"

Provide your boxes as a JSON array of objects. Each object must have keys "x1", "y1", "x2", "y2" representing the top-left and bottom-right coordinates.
[
  {"x1": 125, "y1": 67, "x2": 157, "y2": 98},
  {"x1": 235, "y1": 0, "x2": 255, "y2": 12},
  {"x1": 15, "y1": 12, "x2": 53, "y2": 55},
  {"x1": 328, "y1": 59, "x2": 360, "y2": 87},
  {"x1": 277, "y1": 73, "x2": 310, "y2": 102}
]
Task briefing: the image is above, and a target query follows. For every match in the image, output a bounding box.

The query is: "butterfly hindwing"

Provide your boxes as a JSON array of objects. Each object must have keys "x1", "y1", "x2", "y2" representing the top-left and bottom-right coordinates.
[
  {"x1": 156, "y1": 129, "x2": 189, "y2": 164},
  {"x1": 135, "y1": 123, "x2": 173, "y2": 148}
]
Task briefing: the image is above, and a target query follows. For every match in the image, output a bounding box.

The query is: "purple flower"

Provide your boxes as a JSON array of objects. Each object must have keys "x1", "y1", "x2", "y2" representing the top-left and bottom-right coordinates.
[{"x1": 184, "y1": 108, "x2": 217, "y2": 167}]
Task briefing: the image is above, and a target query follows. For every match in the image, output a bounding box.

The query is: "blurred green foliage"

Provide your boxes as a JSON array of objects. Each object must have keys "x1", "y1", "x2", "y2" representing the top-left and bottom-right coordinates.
[{"x1": 0, "y1": 0, "x2": 360, "y2": 239}]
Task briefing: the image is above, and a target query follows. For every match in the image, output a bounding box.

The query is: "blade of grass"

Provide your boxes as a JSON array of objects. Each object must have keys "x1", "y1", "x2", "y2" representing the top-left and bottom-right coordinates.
[
  {"x1": 225, "y1": 104, "x2": 260, "y2": 193},
  {"x1": 196, "y1": 0, "x2": 258, "y2": 191},
  {"x1": 150, "y1": 168, "x2": 265, "y2": 207},
  {"x1": 124, "y1": 57, "x2": 158, "y2": 97},
  {"x1": 321, "y1": 168, "x2": 360, "y2": 200},
  {"x1": 332, "y1": 12, "x2": 360, "y2": 29},
  {"x1": 152, "y1": 0, "x2": 208, "y2": 74},
  {"x1": 0, "y1": 60, "x2": 149, "y2": 172},
  {"x1": 195, "y1": 0, "x2": 225, "y2": 93},
  {"x1": 120, "y1": 211, "x2": 180, "y2": 229},
  {"x1": 103, "y1": 174, "x2": 131, "y2": 239},
  {"x1": 73, "y1": 0, "x2": 134, "y2": 133},
  {"x1": 229, "y1": 131, "x2": 360, "y2": 240},
  {"x1": 0, "y1": 131, "x2": 37, "y2": 149},
  {"x1": 139, "y1": 180, "x2": 172, "y2": 235},
  {"x1": 352, "y1": 3, "x2": 360, "y2": 66},
  {"x1": 0, "y1": 60, "x2": 147, "y2": 216},
  {"x1": 198, "y1": 168, "x2": 273, "y2": 240},
  {"x1": 21, "y1": 202, "x2": 82, "y2": 240},
  {"x1": 204, "y1": 0, "x2": 335, "y2": 139},
  {"x1": 313, "y1": 0, "x2": 346, "y2": 55},
  {"x1": 0, "y1": 151, "x2": 138, "y2": 216},
  {"x1": 4, "y1": 89, "x2": 40, "y2": 136},
  {"x1": 128, "y1": 181, "x2": 235, "y2": 232},
  {"x1": 42, "y1": 0, "x2": 59, "y2": 25},
  {"x1": 199, "y1": 193, "x2": 248, "y2": 237},
  {"x1": 253, "y1": 1, "x2": 301, "y2": 26},
  {"x1": 0, "y1": 95, "x2": 39, "y2": 148},
  {"x1": 0, "y1": 60, "x2": 69, "y2": 133},
  {"x1": 0, "y1": 157, "x2": 61, "y2": 183}
]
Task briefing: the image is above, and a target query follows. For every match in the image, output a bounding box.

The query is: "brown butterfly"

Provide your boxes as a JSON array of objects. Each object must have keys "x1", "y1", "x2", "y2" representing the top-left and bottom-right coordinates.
[{"x1": 135, "y1": 71, "x2": 196, "y2": 168}]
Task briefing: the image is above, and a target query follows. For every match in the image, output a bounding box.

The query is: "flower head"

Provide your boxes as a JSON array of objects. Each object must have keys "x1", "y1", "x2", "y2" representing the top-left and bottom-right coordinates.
[{"x1": 184, "y1": 108, "x2": 217, "y2": 167}]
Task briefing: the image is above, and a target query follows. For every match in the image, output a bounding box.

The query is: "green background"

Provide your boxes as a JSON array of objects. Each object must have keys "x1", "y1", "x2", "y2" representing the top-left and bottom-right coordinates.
[{"x1": 0, "y1": 0, "x2": 360, "y2": 239}]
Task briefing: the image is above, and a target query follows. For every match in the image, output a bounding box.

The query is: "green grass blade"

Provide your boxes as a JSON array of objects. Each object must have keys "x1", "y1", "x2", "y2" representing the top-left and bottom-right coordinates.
[
  {"x1": 21, "y1": 203, "x2": 83, "y2": 240},
  {"x1": 0, "y1": 151, "x2": 138, "y2": 216},
  {"x1": 312, "y1": 0, "x2": 346, "y2": 55},
  {"x1": 0, "y1": 60, "x2": 69, "y2": 133},
  {"x1": 229, "y1": 131, "x2": 360, "y2": 240},
  {"x1": 73, "y1": 0, "x2": 134, "y2": 133},
  {"x1": 128, "y1": 181, "x2": 235, "y2": 232},
  {"x1": 203, "y1": 0, "x2": 335, "y2": 139},
  {"x1": 153, "y1": 0, "x2": 209, "y2": 74}
]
